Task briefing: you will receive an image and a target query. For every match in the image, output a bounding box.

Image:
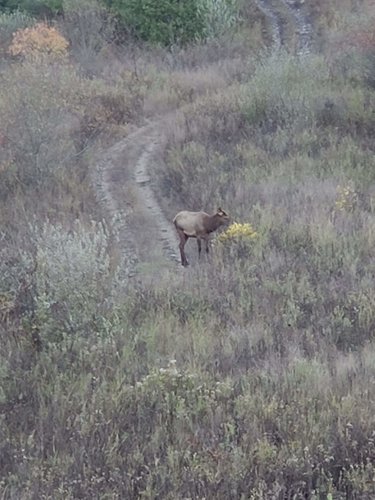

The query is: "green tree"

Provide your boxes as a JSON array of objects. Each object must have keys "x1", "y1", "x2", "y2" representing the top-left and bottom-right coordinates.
[
  {"x1": 0, "y1": 0, "x2": 62, "y2": 16},
  {"x1": 106, "y1": 0, "x2": 206, "y2": 45}
]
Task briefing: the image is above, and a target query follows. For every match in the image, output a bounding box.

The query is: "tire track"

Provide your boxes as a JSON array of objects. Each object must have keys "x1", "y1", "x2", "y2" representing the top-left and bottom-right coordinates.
[
  {"x1": 255, "y1": 0, "x2": 313, "y2": 54},
  {"x1": 133, "y1": 126, "x2": 180, "y2": 265},
  {"x1": 255, "y1": 0, "x2": 283, "y2": 50},
  {"x1": 281, "y1": 0, "x2": 313, "y2": 56},
  {"x1": 93, "y1": 132, "x2": 139, "y2": 279}
]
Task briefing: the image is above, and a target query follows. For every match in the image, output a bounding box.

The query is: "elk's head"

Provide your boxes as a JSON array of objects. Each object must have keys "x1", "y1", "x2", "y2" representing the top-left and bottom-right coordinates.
[{"x1": 216, "y1": 207, "x2": 230, "y2": 225}]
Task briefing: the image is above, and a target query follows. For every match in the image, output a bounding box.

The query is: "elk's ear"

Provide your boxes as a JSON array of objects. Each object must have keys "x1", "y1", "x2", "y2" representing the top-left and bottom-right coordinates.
[{"x1": 217, "y1": 207, "x2": 222, "y2": 213}]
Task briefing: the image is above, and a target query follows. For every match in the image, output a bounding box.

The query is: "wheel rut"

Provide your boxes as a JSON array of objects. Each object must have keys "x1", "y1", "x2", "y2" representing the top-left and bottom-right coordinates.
[
  {"x1": 255, "y1": 0, "x2": 283, "y2": 49},
  {"x1": 280, "y1": 0, "x2": 313, "y2": 56},
  {"x1": 133, "y1": 127, "x2": 180, "y2": 266},
  {"x1": 255, "y1": 0, "x2": 313, "y2": 54}
]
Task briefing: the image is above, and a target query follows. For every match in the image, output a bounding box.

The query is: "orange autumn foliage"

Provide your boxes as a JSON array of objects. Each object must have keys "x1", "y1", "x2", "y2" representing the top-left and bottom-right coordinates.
[{"x1": 8, "y1": 22, "x2": 69, "y2": 59}]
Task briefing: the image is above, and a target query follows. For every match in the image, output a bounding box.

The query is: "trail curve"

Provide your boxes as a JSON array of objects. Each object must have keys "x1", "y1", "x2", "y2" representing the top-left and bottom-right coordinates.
[{"x1": 93, "y1": 0, "x2": 315, "y2": 279}]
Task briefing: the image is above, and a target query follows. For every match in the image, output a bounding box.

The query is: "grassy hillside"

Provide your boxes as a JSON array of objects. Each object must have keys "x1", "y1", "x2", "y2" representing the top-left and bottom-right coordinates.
[{"x1": 1, "y1": 1, "x2": 375, "y2": 498}]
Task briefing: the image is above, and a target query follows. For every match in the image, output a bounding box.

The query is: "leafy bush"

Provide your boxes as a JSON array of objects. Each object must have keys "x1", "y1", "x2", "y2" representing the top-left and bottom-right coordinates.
[
  {"x1": 8, "y1": 21, "x2": 69, "y2": 59},
  {"x1": 215, "y1": 221, "x2": 258, "y2": 259},
  {"x1": 0, "y1": 0, "x2": 63, "y2": 16},
  {"x1": 106, "y1": 0, "x2": 205, "y2": 45},
  {"x1": 198, "y1": 0, "x2": 239, "y2": 39},
  {"x1": 217, "y1": 221, "x2": 258, "y2": 242},
  {"x1": 32, "y1": 220, "x2": 119, "y2": 344},
  {"x1": 106, "y1": 0, "x2": 239, "y2": 45}
]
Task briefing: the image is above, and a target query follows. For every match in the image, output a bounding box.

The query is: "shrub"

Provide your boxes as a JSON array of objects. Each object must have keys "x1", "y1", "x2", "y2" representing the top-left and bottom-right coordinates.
[
  {"x1": 215, "y1": 221, "x2": 258, "y2": 260},
  {"x1": 330, "y1": 14, "x2": 375, "y2": 88},
  {"x1": 32, "y1": 220, "x2": 120, "y2": 344},
  {"x1": 76, "y1": 70, "x2": 145, "y2": 147},
  {"x1": 106, "y1": 0, "x2": 239, "y2": 46},
  {"x1": 0, "y1": 0, "x2": 63, "y2": 16},
  {"x1": 107, "y1": 0, "x2": 206, "y2": 45},
  {"x1": 0, "y1": 59, "x2": 83, "y2": 189},
  {"x1": 198, "y1": 0, "x2": 239, "y2": 39},
  {"x1": 217, "y1": 221, "x2": 258, "y2": 242},
  {"x1": 242, "y1": 51, "x2": 332, "y2": 131},
  {"x1": 334, "y1": 181, "x2": 358, "y2": 213},
  {"x1": 8, "y1": 21, "x2": 69, "y2": 59},
  {"x1": 61, "y1": 0, "x2": 115, "y2": 73}
]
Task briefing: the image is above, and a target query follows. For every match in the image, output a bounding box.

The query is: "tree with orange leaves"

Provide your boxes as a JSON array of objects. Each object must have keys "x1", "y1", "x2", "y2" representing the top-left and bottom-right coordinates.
[{"x1": 8, "y1": 22, "x2": 69, "y2": 59}]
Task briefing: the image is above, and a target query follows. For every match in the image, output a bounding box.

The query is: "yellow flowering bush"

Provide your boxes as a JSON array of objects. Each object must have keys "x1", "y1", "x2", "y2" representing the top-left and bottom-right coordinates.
[
  {"x1": 8, "y1": 23, "x2": 69, "y2": 60},
  {"x1": 335, "y1": 182, "x2": 357, "y2": 212},
  {"x1": 217, "y1": 222, "x2": 258, "y2": 243}
]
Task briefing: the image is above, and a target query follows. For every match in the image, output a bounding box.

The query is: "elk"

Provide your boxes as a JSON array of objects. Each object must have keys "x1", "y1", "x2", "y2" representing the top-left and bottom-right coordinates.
[{"x1": 173, "y1": 208, "x2": 230, "y2": 267}]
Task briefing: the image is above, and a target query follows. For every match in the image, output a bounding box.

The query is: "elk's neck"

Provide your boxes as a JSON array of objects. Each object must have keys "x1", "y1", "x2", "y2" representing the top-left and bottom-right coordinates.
[{"x1": 206, "y1": 215, "x2": 223, "y2": 233}]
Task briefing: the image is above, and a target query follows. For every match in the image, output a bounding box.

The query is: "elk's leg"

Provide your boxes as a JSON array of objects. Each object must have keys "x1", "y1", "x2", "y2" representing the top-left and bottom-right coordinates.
[
  {"x1": 177, "y1": 229, "x2": 189, "y2": 266},
  {"x1": 204, "y1": 237, "x2": 210, "y2": 255},
  {"x1": 197, "y1": 238, "x2": 202, "y2": 258}
]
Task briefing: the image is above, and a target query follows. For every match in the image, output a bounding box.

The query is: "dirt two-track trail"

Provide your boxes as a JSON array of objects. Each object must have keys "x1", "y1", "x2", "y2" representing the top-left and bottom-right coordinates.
[
  {"x1": 255, "y1": 0, "x2": 313, "y2": 56},
  {"x1": 94, "y1": 120, "x2": 181, "y2": 283},
  {"x1": 93, "y1": 1, "x2": 313, "y2": 282}
]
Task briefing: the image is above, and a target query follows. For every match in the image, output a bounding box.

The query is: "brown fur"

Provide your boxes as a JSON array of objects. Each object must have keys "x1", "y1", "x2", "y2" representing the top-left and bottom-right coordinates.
[{"x1": 173, "y1": 208, "x2": 230, "y2": 266}]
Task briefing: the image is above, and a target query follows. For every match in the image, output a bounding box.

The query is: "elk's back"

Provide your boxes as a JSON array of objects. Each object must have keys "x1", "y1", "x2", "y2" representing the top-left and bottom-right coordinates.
[{"x1": 173, "y1": 211, "x2": 207, "y2": 237}]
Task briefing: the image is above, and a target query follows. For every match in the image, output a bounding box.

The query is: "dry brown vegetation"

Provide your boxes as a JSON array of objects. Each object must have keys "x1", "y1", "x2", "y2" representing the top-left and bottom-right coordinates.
[{"x1": 1, "y1": 0, "x2": 375, "y2": 498}]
